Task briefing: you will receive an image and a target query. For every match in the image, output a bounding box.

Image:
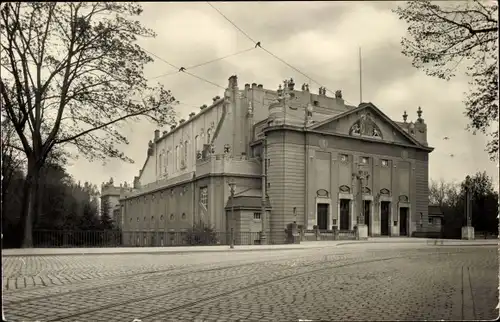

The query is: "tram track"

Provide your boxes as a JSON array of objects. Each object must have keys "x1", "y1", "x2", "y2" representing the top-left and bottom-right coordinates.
[
  {"x1": 4, "y1": 250, "x2": 348, "y2": 306},
  {"x1": 43, "y1": 249, "x2": 475, "y2": 322}
]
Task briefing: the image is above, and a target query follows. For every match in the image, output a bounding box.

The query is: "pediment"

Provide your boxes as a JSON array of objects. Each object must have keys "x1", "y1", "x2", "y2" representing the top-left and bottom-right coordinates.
[{"x1": 311, "y1": 103, "x2": 423, "y2": 148}]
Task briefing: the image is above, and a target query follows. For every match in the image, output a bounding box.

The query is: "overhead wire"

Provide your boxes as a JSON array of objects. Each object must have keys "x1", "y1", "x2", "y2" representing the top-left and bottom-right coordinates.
[
  {"x1": 149, "y1": 47, "x2": 256, "y2": 81},
  {"x1": 205, "y1": 2, "x2": 353, "y2": 102}
]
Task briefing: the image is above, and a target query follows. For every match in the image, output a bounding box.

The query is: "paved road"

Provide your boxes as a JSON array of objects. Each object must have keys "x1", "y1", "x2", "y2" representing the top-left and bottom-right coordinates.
[{"x1": 2, "y1": 243, "x2": 498, "y2": 321}]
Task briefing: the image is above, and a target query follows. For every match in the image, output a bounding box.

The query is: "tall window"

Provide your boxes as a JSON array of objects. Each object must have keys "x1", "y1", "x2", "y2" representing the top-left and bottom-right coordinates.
[
  {"x1": 207, "y1": 128, "x2": 212, "y2": 144},
  {"x1": 179, "y1": 143, "x2": 183, "y2": 169},
  {"x1": 183, "y1": 140, "x2": 188, "y2": 168},
  {"x1": 194, "y1": 135, "x2": 199, "y2": 160},
  {"x1": 200, "y1": 187, "x2": 208, "y2": 209},
  {"x1": 165, "y1": 151, "x2": 169, "y2": 173},
  {"x1": 175, "y1": 145, "x2": 179, "y2": 170},
  {"x1": 159, "y1": 150, "x2": 164, "y2": 175}
]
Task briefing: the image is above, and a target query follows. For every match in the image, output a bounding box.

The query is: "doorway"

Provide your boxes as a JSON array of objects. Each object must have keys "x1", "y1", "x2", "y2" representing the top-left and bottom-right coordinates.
[
  {"x1": 339, "y1": 199, "x2": 350, "y2": 230},
  {"x1": 399, "y1": 207, "x2": 408, "y2": 236},
  {"x1": 364, "y1": 200, "x2": 371, "y2": 236},
  {"x1": 317, "y1": 203, "x2": 329, "y2": 230},
  {"x1": 380, "y1": 201, "x2": 390, "y2": 236}
]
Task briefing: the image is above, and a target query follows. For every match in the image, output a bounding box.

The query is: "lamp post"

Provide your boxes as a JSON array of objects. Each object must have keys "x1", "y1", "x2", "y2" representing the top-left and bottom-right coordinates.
[
  {"x1": 228, "y1": 180, "x2": 236, "y2": 249},
  {"x1": 465, "y1": 175, "x2": 472, "y2": 227}
]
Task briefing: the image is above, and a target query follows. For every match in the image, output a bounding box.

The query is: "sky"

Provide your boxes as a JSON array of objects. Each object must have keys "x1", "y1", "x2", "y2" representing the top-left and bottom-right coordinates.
[{"x1": 64, "y1": 1, "x2": 498, "y2": 190}]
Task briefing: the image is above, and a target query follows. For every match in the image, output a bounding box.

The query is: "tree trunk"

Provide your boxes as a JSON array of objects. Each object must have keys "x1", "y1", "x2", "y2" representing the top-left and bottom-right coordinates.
[{"x1": 21, "y1": 158, "x2": 40, "y2": 248}]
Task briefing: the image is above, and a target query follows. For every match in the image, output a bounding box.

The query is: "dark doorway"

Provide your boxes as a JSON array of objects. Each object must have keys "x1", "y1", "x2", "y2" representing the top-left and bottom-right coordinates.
[
  {"x1": 399, "y1": 207, "x2": 408, "y2": 236},
  {"x1": 380, "y1": 201, "x2": 390, "y2": 236},
  {"x1": 317, "y1": 203, "x2": 329, "y2": 230},
  {"x1": 364, "y1": 200, "x2": 371, "y2": 236},
  {"x1": 339, "y1": 199, "x2": 350, "y2": 230}
]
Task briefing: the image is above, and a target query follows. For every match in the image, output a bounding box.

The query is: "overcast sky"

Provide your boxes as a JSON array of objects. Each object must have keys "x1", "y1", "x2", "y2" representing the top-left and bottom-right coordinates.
[{"x1": 65, "y1": 1, "x2": 498, "y2": 190}]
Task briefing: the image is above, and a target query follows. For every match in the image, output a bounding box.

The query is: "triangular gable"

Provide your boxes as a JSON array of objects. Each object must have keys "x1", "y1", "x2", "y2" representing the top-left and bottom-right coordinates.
[{"x1": 310, "y1": 102, "x2": 426, "y2": 148}]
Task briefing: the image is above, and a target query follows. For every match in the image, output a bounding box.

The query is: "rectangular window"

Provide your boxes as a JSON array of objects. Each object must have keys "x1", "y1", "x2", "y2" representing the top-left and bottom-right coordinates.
[
  {"x1": 361, "y1": 156, "x2": 369, "y2": 164},
  {"x1": 253, "y1": 212, "x2": 261, "y2": 220},
  {"x1": 200, "y1": 187, "x2": 208, "y2": 209},
  {"x1": 381, "y1": 159, "x2": 389, "y2": 167},
  {"x1": 340, "y1": 154, "x2": 348, "y2": 162}
]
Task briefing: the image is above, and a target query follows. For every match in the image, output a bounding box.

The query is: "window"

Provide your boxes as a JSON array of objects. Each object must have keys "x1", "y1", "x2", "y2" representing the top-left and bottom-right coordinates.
[
  {"x1": 130, "y1": 217, "x2": 132, "y2": 222},
  {"x1": 175, "y1": 146, "x2": 179, "y2": 170},
  {"x1": 160, "y1": 215, "x2": 164, "y2": 220},
  {"x1": 194, "y1": 135, "x2": 199, "y2": 160},
  {"x1": 253, "y1": 212, "x2": 261, "y2": 220},
  {"x1": 181, "y1": 141, "x2": 188, "y2": 169},
  {"x1": 182, "y1": 213, "x2": 186, "y2": 220},
  {"x1": 165, "y1": 151, "x2": 169, "y2": 174},
  {"x1": 207, "y1": 128, "x2": 212, "y2": 144},
  {"x1": 428, "y1": 217, "x2": 433, "y2": 224},
  {"x1": 136, "y1": 217, "x2": 139, "y2": 222},
  {"x1": 170, "y1": 214, "x2": 174, "y2": 221},
  {"x1": 151, "y1": 216, "x2": 154, "y2": 221},
  {"x1": 200, "y1": 187, "x2": 208, "y2": 209},
  {"x1": 144, "y1": 216, "x2": 146, "y2": 221},
  {"x1": 381, "y1": 159, "x2": 389, "y2": 167},
  {"x1": 361, "y1": 157, "x2": 369, "y2": 164},
  {"x1": 159, "y1": 149, "x2": 164, "y2": 175},
  {"x1": 340, "y1": 154, "x2": 348, "y2": 162}
]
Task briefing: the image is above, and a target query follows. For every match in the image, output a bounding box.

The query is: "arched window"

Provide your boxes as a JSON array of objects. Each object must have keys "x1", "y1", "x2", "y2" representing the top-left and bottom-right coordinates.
[
  {"x1": 165, "y1": 151, "x2": 169, "y2": 174},
  {"x1": 159, "y1": 149, "x2": 164, "y2": 175},
  {"x1": 175, "y1": 146, "x2": 179, "y2": 170},
  {"x1": 194, "y1": 135, "x2": 199, "y2": 160},
  {"x1": 184, "y1": 140, "x2": 188, "y2": 168},
  {"x1": 207, "y1": 128, "x2": 212, "y2": 144},
  {"x1": 178, "y1": 143, "x2": 183, "y2": 170}
]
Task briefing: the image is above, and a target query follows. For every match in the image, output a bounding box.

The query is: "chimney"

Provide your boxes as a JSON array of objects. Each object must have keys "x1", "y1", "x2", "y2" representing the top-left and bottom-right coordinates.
[
  {"x1": 154, "y1": 130, "x2": 160, "y2": 141},
  {"x1": 257, "y1": 84, "x2": 263, "y2": 89},
  {"x1": 245, "y1": 83, "x2": 250, "y2": 90},
  {"x1": 228, "y1": 75, "x2": 238, "y2": 88}
]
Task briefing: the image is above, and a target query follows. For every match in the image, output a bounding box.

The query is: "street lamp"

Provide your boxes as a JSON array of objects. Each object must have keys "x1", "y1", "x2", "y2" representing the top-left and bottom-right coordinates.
[{"x1": 228, "y1": 180, "x2": 236, "y2": 249}]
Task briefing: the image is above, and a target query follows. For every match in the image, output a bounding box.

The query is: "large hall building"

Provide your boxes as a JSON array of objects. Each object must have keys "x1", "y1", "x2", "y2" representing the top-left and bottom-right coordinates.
[{"x1": 101, "y1": 75, "x2": 434, "y2": 245}]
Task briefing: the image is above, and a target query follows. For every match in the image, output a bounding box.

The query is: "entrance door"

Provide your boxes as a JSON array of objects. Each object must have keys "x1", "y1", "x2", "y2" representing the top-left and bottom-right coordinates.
[
  {"x1": 317, "y1": 203, "x2": 329, "y2": 230},
  {"x1": 339, "y1": 199, "x2": 350, "y2": 230},
  {"x1": 399, "y1": 207, "x2": 408, "y2": 236},
  {"x1": 364, "y1": 200, "x2": 371, "y2": 236},
  {"x1": 380, "y1": 201, "x2": 390, "y2": 236}
]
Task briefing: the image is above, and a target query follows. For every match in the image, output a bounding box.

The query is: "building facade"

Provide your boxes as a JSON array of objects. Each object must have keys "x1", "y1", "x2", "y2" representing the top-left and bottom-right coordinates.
[{"x1": 103, "y1": 75, "x2": 434, "y2": 245}]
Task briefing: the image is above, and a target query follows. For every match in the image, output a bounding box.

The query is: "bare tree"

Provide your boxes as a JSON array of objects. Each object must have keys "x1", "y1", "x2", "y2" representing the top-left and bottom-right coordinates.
[
  {"x1": 0, "y1": 3, "x2": 176, "y2": 247},
  {"x1": 394, "y1": 0, "x2": 498, "y2": 159},
  {"x1": 428, "y1": 178, "x2": 460, "y2": 207}
]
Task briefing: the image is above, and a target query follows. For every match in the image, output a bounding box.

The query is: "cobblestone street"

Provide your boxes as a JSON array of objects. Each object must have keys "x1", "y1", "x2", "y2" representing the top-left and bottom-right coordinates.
[{"x1": 2, "y1": 243, "x2": 498, "y2": 321}]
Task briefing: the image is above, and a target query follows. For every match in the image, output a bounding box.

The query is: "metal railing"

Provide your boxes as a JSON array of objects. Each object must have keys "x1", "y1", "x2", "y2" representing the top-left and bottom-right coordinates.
[
  {"x1": 301, "y1": 229, "x2": 357, "y2": 241},
  {"x1": 31, "y1": 230, "x2": 285, "y2": 248}
]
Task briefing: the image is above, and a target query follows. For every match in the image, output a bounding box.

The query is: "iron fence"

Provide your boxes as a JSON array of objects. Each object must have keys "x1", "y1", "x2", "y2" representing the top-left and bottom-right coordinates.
[
  {"x1": 32, "y1": 230, "x2": 285, "y2": 248},
  {"x1": 33, "y1": 230, "x2": 122, "y2": 248},
  {"x1": 301, "y1": 229, "x2": 357, "y2": 241}
]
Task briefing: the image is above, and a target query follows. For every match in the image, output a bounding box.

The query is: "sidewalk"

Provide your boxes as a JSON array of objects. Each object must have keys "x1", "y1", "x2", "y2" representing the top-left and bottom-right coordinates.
[
  {"x1": 2, "y1": 238, "x2": 496, "y2": 257},
  {"x1": 336, "y1": 237, "x2": 498, "y2": 247},
  {"x1": 1, "y1": 241, "x2": 343, "y2": 257}
]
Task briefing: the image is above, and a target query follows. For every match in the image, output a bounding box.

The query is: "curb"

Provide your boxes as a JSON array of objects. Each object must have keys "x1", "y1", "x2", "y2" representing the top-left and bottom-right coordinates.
[
  {"x1": 336, "y1": 240, "x2": 498, "y2": 247},
  {"x1": 1, "y1": 246, "x2": 329, "y2": 257}
]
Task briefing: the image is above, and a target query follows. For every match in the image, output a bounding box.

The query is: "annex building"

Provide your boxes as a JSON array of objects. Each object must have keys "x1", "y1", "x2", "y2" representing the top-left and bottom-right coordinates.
[{"x1": 101, "y1": 75, "x2": 434, "y2": 245}]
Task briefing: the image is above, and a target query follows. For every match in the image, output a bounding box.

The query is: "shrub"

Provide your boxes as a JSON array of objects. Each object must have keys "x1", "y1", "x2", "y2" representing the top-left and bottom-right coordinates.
[{"x1": 184, "y1": 222, "x2": 219, "y2": 245}]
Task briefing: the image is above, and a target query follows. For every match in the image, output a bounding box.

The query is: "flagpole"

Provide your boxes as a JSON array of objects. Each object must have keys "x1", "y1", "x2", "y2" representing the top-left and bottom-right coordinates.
[{"x1": 359, "y1": 47, "x2": 363, "y2": 105}]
